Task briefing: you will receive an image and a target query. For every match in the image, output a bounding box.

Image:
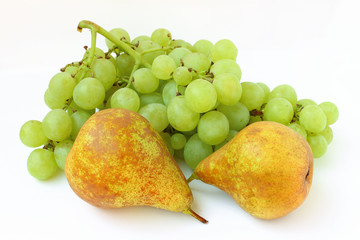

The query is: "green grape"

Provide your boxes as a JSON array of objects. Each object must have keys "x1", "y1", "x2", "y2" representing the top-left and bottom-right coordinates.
[
  {"x1": 210, "y1": 39, "x2": 237, "y2": 62},
  {"x1": 98, "y1": 85, "x2": 121, "y2": 110},
  {"x1": 92, "y1": 58, "x2": 117, "y2": 91},
  {"x1": 288, "y1": 122, "x2": 307, "y2": 139},
  {"x1": 70, "y1": 110, "x2": 91, "y2": 140},
  {"x1": 184, "y1": 134, "x2": 213, "y2": 169},
  {"x1": 257, "y1": 82, "x2": 270, "y2": 103},
  {"x1": 105, "y1": 28, "x2": 131, "y2": 50},
  {"x1": 307, "y1": 134, "x2": 328, "y2": 158},
  {"x1": 185, "y1": 79, "x2": 217, "y2": 113},
  {"x1": 167, "y1": 96, "x2": 200, "y2": 131},
  {"x1": 240, "y1": 82, "x2": 265, "y2": 110},
  {"x1": 44, "y1": 89, "x2": 66, "y2": 110},
  {"x1": 140, "y1": 92, "x2": 164, "y2": 107},
  {"x1": 138, "y1": 103, "x2": 169, "y2": 132},
  {"x1": 182, "y1": 52, "x2": 211, "y2": 74},
  {"x1": 213, "y1": 73, "x2": 242, "y2": 105},
  {"x1": 210, "y1": 59, "x2": 242, "y2": 80},
  {"x1": 178, "y1": 85, "x2": 186, "y2": 95},
  {"x1": 174, "y1": 149, "x2": 184, "y2": 160},
  {"x1": 197, "y1": 111, "x2": 229, "y2": 145},
  {"x1": 73, "y1": 77, "x2": 105, "y2": 110},
  {"x1": 319, "y1": 126, "x2": 333, "y2": 144},
  {"x1": 297, "y1": 99, "x2": 317, "y2": 108},
  {"x1": 64, "y1": 66, "x2": 79, "y2": 77},
  {"x1": 162, "y1": 80, "x2": 177, "y2": 106},
  {"x1": 173, "y1": 67, "x2": 192, "y2": 86},
  {"x1": 268, "y1": 84, "x2": 297, "y2": 110},
  {"x1": 151, "y1": 28, "x2": 172, "y2": 47},
  {"x1": 263, "y1": 98, "x2": 294, "y2": 125},
  {"x1": 20, "y1": 120, "x2": 49, "y2": 148},
  {"x1": 116, "y1": 53, "x2": 135, "y2": 77},
  {"x1": 42, "y1": 109, "x2": 72, "y2": 141},
  {"x1": 193, "y1": 39, "x2": 213, "y2": 56},
  {"x1": 136, "y1": 40, "x2": 165, "y2": 65},
  {"x1": 168, "y1": 47, "x2": 192, "y2": 66},
  {"x1": 54, "y1": 140, "x2": 73, "y2": 170},
  {"x1": 27, "y1": 149, "x2": 58, "y2": 180},
  {"x1": 249, "y1": 115, "x2": 262, "y2": 124},
  {"x1": 156, "y1": 79, "x2": 167, "y2": 93},
  {"x1": 169, "y1": 39, "x2": 193, "y2": 51},
  {"x1": 299, "y1": 105, "x2": 327, "y2": 133},
  {"x1": 48, "y1": 72, "x2": 76, "y2": 100},
  {"x1": 68, "y1": 100, "x2": 95, "y2": 116},
  {"x1": 131, "y1": 35, "x2": 151, "y2": 45},
  {"x1": 151, "y1": 55, "x2": 177, "y2": 80},
  {"x1": 83, "y1": 47, "x2": 106, "y2": 59},
  {"x1": 111, "y1": 88, "x2": 140, "y2": 112},
  {"x1": 319, "y1": 102, "x2": 339, "y2": 125},
  {"x1": 133, "y1": 68, "x2": 159, "y2": 93},
  {"x1": 170, "y1": 133, "x2": 187, "y2": 150},
  {"x1": 159, "y1": 132, "x2": 174, "y2": 156},
  {"x1": 214, "y1": 129, "x2": 238, "y2": 151},
  {"x1": 106, "y1": 54, "x2": 118, "y2": 73},
  {"x1": 217, "y1": 102, "x2": 250, "y2": 131},
  {"x1": 181, "y1": 128, "x2": 197, "y2": 136}
]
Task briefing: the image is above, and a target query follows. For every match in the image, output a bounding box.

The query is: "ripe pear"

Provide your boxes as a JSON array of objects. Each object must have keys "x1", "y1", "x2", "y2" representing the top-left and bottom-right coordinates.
[
  {"x1": 65, "y1": 108, "x2": 206, "y2": 223},
  {"x1": 189, "y1": 121, "x2": 313, "y2": 219}
]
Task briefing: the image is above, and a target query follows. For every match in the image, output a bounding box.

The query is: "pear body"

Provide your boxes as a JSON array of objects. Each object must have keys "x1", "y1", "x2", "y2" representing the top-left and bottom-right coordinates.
[
  {"x1": 65, "y1": 108, "x2": 193, "y2": 213},
  {"x1": 194, "y1": 121, "x2": 313, "y2": 219}
]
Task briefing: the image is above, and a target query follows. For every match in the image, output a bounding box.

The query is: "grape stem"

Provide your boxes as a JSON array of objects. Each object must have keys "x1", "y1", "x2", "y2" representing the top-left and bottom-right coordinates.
[
  {"x1": 139, "y1": 46, "x2": 170, "y2": 55},
  {"x1": 77, "y1": 20, "x2": 151, "y2": 68},
  {"x1": 126, "y1": 63, "x2": 140, "y2": 88}
]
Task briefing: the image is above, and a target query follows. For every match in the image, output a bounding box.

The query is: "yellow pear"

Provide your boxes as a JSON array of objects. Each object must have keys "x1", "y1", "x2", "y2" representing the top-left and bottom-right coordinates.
[
  {"x1": 65, "y1": 108, "x2": 206, "y2": 223},
  {"x1": 189, "y1": 121, "x2": 313, "y2": 219}
]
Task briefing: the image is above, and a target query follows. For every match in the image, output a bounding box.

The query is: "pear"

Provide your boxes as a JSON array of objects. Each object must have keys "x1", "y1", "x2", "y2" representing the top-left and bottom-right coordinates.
[
  {"x1": 189, "y1": 121, "x2": 313, "y2": 219},
  {"x1": 65, "y1": 108, "x2": 207, "y2": 223}
]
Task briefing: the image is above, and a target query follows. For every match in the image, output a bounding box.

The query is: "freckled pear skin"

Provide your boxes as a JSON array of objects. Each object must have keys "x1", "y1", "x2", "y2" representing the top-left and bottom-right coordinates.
[
  {"x1": 65, "y1": 108, "x2": 206, "y2": 222},
  {"x1": 192, "y1": 121, "x2": 313, "y2": 219}
]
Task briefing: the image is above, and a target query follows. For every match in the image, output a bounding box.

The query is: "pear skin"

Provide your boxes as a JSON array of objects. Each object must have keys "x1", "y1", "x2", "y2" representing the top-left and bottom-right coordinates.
[
  {"x1": 65, "y1": 108, "x2": 206, "y2": 223},
  {"x1": 191, "y1": 121, "x2": 313, "y2": 219}
]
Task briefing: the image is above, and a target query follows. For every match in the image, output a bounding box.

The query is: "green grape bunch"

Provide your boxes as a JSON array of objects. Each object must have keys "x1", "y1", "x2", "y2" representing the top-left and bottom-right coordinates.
[{"x1": 19, "y1": 20, "x2": 339, "y2": 181}]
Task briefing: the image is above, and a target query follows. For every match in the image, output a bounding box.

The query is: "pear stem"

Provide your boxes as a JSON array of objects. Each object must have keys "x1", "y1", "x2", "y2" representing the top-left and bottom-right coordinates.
[
  {"x1": 183, "y1": 208, "x2": 208, "y2": 224},
  {"x1": 187, "y1": 172, "x2": 199, "y2": 183}
]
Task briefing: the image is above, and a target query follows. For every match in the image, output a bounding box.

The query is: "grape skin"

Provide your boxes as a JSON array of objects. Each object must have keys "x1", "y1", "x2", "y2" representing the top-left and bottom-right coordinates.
[
  {"x1": 299, "y1": 105, "x2": 327, "y2": 134},
  {"x1": 197, "y1": 111, "x2": 229, "y2": 145},
  {"x1": 263, "y1": 98, "x2": 294, "y2": 125},
  {"x1": 240, "y1": 82, "x2": 265, "y2": 110},
  {"x1": 212, "y1": 73, "x2": 242, "y2": 106},
  {"x1": 319, "y1": 102, "x2": 339, "y2": 125},
  {"x1": 217, "y1": 102, "x2": 249, "y2": 131},
  {"x1": 138, "y1": 103, "x2": 169, "y2": 132},
  {"x1": 185, "y1": 79, "x2": 217, "y2": 113},
  {"x1": 111, "y1": 88, "x2": 140, "y2": 112},
  {"x1": 151, "y1": 28, "x2": 172, "y2": 47},
  {"x1": 133, "y1": 68, "x2": 159, "y2": 93},
  {"x1": 42, "y1": 109, "x2": 72, "y2": 142},
  {"x1": 167, "y1": 96, "x2": 200, "y2": 131},
  {"x1": 307, "y1": 134, "x2": 328, "y2": 158},
  {"x1": 54, "y1": 140, "x2": 73, "y2": 170},
  {"x1": 73, "y1": 77, "x2": 106, "y2": 110},
  {"x1": 20, "y1": 120, "x2": 49, "y2": 148},
  {"x1": 184, "y1": 134, "x2": 213, "y2": 169},
  {"x1": 27, "y1": 149, "x2": 58, "y2": 180},
  {"x1": 268, "y1": 84, "x2": 297, "y2": 110}
]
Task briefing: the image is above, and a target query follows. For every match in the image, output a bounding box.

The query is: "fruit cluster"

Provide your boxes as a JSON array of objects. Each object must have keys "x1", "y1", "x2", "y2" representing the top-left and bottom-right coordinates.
[{"x1": 19, "y1": 21, "x2": 338, "y2": 181}]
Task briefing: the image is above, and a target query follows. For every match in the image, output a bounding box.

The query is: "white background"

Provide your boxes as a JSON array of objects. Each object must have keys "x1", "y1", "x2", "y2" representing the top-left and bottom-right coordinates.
[{"x1": 1, "y1": 0, "x2": 359, "y2": 239}]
